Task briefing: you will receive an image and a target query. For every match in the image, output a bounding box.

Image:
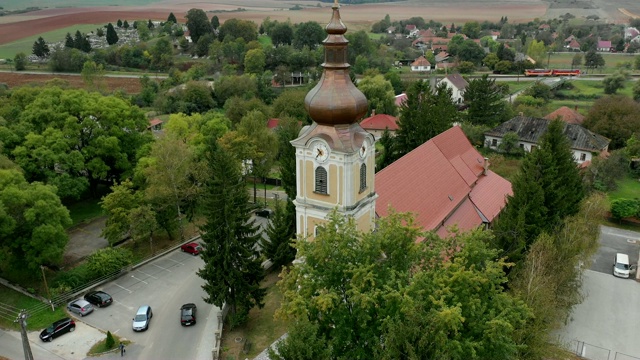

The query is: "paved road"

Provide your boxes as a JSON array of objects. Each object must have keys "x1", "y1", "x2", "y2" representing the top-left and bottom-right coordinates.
[{"x1": 557, "y1": 226, "x2": 640, "y2": 359}]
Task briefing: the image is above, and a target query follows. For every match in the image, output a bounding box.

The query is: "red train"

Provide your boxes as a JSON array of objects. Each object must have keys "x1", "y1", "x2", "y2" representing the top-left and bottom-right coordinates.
[{"x1": 524, "y1": 69, "x2": 581, "y2": 77}]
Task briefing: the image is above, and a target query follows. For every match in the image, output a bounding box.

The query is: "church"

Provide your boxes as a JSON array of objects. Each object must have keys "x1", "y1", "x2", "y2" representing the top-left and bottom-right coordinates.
[{"x1": 291, "y1": 1, "x2": 511, "y2": 239}]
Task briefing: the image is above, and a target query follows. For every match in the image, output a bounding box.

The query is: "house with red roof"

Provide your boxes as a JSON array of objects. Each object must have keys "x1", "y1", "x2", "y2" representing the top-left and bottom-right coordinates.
[
  {"x1": 147, "y1": 118, "x2": 163, "y2": 131},
  {"x1": 375, "y1": 126, "x2": 512, "y2": 238},
  {"x1": 597, "y1": 40, "x2": 612, "y2": 52},
  {"x1": 566, "y1": 39, "x2": 581, "y2": 51},
  {"x1": 411, "y1": 56, "x2": 431, "y2": 72},
  {"x1": 395, "y1": 93, "x2": 407, "y2": 107},
  {"x1": 544, "y1": 106, "x2": 585, "y2": 125},
  {"x1": 360, "y1": 112, "x2": 398, "y2": 139}
]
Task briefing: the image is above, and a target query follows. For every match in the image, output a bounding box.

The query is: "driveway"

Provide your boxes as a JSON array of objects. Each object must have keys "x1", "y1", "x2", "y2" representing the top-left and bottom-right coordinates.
[{"x1": 557, "y1": 226, "x2": 640, "y2": 359}]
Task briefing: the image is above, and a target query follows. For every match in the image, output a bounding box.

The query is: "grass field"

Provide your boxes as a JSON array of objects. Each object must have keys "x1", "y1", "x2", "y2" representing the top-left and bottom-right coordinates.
[
  {"x1": 0, "y1": 285, "x2": 68, "y2": 331},
  {"x1": 547, "y1": 52, "x2": 639, "y2": 74},
  {"x1": 609, "y1": 175, "x2": 640, "y2": 200},
  {"x1": 0, "y1": 24, "x2": 102, "y2": 59}
]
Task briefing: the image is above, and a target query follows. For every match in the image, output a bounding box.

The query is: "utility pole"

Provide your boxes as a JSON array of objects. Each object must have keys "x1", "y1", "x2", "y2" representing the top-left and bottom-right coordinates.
[
  {"x1": 16, "y1": 310, "x2": 34, "y2": 360},
  {"x1": 40, "y1": 265, "x2": 54, "y2": 311}
]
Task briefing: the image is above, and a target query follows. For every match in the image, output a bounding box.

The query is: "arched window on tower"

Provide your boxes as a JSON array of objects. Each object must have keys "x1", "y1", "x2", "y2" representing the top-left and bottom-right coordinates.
[
  {"x1": 315, "y1": 166, "x2": 328, "y2": 194},
  {"x1": 359, "y1": 163, "x2": 367, "y2": 192}
]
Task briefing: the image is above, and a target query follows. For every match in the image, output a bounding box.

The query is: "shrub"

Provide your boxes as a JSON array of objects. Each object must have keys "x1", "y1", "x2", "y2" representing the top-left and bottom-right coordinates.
[
  {"x1": 610, "y1": 198, "x2": 640, "y2": 220},
  {"x1": 86, "y1": 247, "x2": 133, "y2": 279},
  {"x1": 106, "y1": 331, "x2": 115, "y2": 349}
]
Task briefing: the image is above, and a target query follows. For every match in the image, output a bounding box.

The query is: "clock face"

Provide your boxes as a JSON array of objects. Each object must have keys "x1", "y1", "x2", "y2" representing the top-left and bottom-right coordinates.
[
  {"x1": 359, "y1": 142, "x2": 367, "y2": 158},
  {"x1": 313, "y1": 143, "x2": 329, "y2": 162}
]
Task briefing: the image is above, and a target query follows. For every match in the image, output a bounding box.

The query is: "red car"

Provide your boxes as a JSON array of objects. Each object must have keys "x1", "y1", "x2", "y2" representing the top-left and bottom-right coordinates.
[{"x1": 180, "y1": 242, "x2": 202, "y2": 255}]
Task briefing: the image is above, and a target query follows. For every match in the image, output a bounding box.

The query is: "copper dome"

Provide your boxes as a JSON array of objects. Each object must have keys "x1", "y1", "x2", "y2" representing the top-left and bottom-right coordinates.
[{"x1": 304, "y1": 2, "x2": 368, "y2": 126}]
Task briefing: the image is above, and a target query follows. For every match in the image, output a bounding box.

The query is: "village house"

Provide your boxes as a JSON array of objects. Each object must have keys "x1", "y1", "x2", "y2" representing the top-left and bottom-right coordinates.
[
  {"x1": 437, "y1": 74, "x2": 468, "y2": 104},
  {"x1": 597, "y1": 40, "x2": 612, "y2": 52},
  {"x1": 411, "y1": 56, "x2": 431, "y2": 72},
  {"x1": 484, "y1": 115, "x2": 610, "y2": 164},
  {"x1": 359, "y1": 112, "x2": 398, "y2": 139},
  {"x1": 376, "y1": 126, "x2": 512, "y2": 238}
]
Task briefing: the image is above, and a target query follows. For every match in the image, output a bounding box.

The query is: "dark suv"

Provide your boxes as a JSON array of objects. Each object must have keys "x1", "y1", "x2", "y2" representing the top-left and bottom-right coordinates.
[
  {"x1": 40, "y1": 318, "x2": 75, "y2": 342},
  {"x1": 84, "y1": 290, "x2": 113, "y2": 307},
  {"x1": 180, "y1": 303, "x2": 197, "y2": 326}
]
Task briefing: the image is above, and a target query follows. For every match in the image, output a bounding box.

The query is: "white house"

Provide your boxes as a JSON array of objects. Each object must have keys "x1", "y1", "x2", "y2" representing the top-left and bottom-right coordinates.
[
  {"x1": 484, "y1": 115, "x2": 610, "y2": 165},
  {"x1": 410, "y1": 56, "x2": 431, "y2": 72},
  {"x1": 437, "y1": 74, "x2": 468, "y2": 104}
]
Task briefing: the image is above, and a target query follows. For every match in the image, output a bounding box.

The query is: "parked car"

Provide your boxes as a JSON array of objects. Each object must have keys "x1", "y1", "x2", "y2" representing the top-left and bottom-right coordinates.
[
  {"x1": 67, "y1": 299, "x2": 94, "y2": 317},
  {"x1": 39, "y1": 318, "x2": 75, "y2": 342},
  {"x1": 613, "y1": 253, "x2": 635, "y2": 278},
  {"x1": 84, "y1": 290, "x2": 113, "y2": 307},
  {"x1": 180, "y1": 303, "x2": 197, "y2": 326},
  {"x1": 132, "y1": 305, "x2": 153, "y2": 331},
  {"x1": 180, "y1": 242, "x2": 202, "y2": 255},
  {"x1": 255, "y1": 208, "x2": 273, "y2": 218}
]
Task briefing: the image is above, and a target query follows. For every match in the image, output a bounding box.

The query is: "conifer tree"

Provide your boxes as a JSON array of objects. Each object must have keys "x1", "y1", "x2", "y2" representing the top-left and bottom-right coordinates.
[
  {"x1": 261, "y1": 198, "x2": 295, "y2": 268},
  {"x1": 64, "y1": 33, "x2": 75, "y2": 48},
  {"x1": 106, "y1": 23, "x2": 119, "y2": 45},
  {"x1": 32, "y1": 37, "x2": 50, "y2": 57},
  {"x1": 147, "y1": 19, "x2": 154, "y2": 29},
  {"x1": 464, "y1": 74, "x2": 510, "y2": 127},
  {"x1": 167, "y1": 12, "x2": 177, "y2": 24},
  {"x1": 275, "y1": 117, "x2": 300, "y2": 236},
  {"x1": 117, "y1": 19, "x2": 122, "y2": 28},
  {"x1": 123, "y1": 20, "x2": 130, "y2": 30},
  {"x1": 197, "y1": 138, "x2": 265, "y2": 327}
]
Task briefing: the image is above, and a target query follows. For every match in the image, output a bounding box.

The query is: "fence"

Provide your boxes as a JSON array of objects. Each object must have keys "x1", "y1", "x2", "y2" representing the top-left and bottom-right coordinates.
[{"x1": 568, "y1": 340, "x2": 640, "y2": 360}]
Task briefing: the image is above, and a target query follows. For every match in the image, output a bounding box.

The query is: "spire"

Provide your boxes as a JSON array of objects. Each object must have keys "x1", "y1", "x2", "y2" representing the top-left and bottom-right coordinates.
[{"x1": 304, "y1": 0, "x2": 368, "y2": 126}]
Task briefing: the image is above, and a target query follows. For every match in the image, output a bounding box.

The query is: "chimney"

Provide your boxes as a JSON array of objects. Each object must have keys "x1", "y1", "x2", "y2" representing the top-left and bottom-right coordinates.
[
  {"x1": 483, "y1": 157, "x2": 489, "y2": 175},
  {"x1": 371, "y1": 109, "x2": 376, "y2": 116}
]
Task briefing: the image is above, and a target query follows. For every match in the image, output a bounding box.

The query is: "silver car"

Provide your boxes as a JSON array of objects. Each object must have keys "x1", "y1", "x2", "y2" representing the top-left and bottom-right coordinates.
[{"x1": 67, "y1": 299, "x2": 94, "y2": 317}]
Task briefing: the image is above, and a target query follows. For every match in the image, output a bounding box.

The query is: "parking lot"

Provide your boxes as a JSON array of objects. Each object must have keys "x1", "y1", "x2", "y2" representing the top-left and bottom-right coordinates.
[
  {"x1": 558, "y1": 226, "x2": 640, "y2": 360},
  {"x1": 21, "y1": 247, "x2": 219, "y2": 360}
]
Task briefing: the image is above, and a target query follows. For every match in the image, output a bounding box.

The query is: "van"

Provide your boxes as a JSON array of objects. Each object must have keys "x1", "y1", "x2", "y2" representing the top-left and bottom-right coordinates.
[
  {"x1": 132, "y1": 305, "x2": 153, "y2": 331},
  {"x1": 613, "y1": 253, "x2": 631, "y2": 278}
]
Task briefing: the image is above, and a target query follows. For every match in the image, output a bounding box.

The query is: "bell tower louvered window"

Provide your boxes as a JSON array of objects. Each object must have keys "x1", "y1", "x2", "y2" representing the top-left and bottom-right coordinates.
[
  {"x1": 359, "y1": 164, "x2": 366, "y2": 192},
  {"x1": 315, "y1": 167, "x2": 328, "y2": 194}
]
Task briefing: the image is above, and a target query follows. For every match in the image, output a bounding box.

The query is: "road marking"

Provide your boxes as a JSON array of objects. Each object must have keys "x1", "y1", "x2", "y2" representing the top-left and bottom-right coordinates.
[
  {"x1": 113, "y1": 329, "x2": 120, "y2": 334},
  {"x1": 166, "y1": 258, "x2": 184, "y2": 266},
  {"x1": 136, "y1": 269, "x2": 158, "y2": 279},
  {"x1": 131, "y1": 275, "x2": 148, "y2": 284},
  {"x1": 152, "y1": 263, "x2": 171, "y2": 272},
  {"x1": 114, "y1": 283, "x2": 133, "y2": 293}
]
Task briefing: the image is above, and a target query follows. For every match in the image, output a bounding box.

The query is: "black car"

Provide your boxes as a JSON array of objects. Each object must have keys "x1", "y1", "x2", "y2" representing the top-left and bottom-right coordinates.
[
  {"x1": 40, "y1": 318, "x2": 75, "y2": 342},
  {"x1": 84, "y1": 290, "x2": 113, "y2": 307},
  {"x1": 180, "y1": 303, "x2": 197, "y2": 326},
  {"x1": 255, "y1": 208, "x2": 273, "y2": 218}
]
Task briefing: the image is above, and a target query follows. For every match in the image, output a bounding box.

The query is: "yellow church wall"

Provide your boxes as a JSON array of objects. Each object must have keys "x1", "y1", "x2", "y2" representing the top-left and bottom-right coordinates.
[
  {"x1": 305, "y1": 216, "x2": 327, "y2": 242},
  {"x1": 304, "y1": 160, "x2": 340, "y2": 204},
  {"x1": 356, "y1": 211, "x2": 373, "y2": 233}
]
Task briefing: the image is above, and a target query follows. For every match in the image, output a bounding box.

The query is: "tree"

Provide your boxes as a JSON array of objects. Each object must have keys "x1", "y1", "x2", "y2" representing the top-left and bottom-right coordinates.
[
  {"x1": 167, "y1": 12, "x2": 177, "y2": 24},
  {"x1": 584, "y1": 49, "x2": 605, "y2": 69},
  {"x1": 96, "y1": 27, "x2": 104, "y2": 37},
  {"x1": 271, "y1": 22, "x2": 294, "y2": 46},
  {"x1": 461, "y1": 20, "x2": 481, "y2": 38},
  {"x1": 117, "y1": 19, "x2": 123, "y2": 28},
  {"x1": 635, "y1": 55, "x2": 640, "y2": 70},
  {"x1": 150, "y1": 37, "x2": 173, "y2": 69},
  {"x1": 81, "y1": 60, "x2": 105, "y2": 91},
  {"x1": 211, "y1": 15, "x2": 220, "y2": 30},
  {"x1": 86, "y1": 247, "x2": 133, "y2": 278},
  {"x1": 101, "y1": 180, "x2": 141, "y2": 245},
  {"x1": 74, "y1": 30, "x2": 91, "y2": 53},
  {"x1": 584, "y1": 95, "x2": 640, "y2": 149},
  {"x1": 394, "y1": 81, "x2": 459, "y2": 158},
  {"x1": 13, "y1": 52, "x2": 27, "y2": 71},
  {"x1": 218, "y1": 18, "x2": 258, "y2": 42},
  {"x1": 0, "y1": 169, "x2": 71, "y2": 271},
  {"x1": 498, "y1": 131, "x2": 522, "y2": 154},
  {"x1": 64, "y1": 33, "x2": 75, "y2": 48},
  {"x1": 633, "y1": 80, "x2": 640, "y2": 101},
  {"x1": 275, "y1": 116, "x2": 301, "y2": 236},
  {"x1": 572, "y1": 53, "x2": 582, "y2": 68},
  {"x1": 603, "y1": 72, "x2": 626, "y2": 94},
  {"x1": 276, "y1": 211, "x2": 531, "y2": 360},
  {"x1": 197, "y1": 138, "x2": 265, "y2": 328},
  {"x1": 147, "y1": 19, "x2": 155, "y2": 29},
  {"x1": 194, "y1": 33, "x2": 214, "y2": 57},
  {"x1": 527, "y1": 39, "x2": 547, "y2": 65},
  {"x1": 357, "y1": 74, "x2": 397, "y2": 116},
  {"x1": 3, "y1": 87, "x2": 151, "y2": 199},
  {"x1": 243, "y1": 48, "x2": 266, "y2": 75},
  {"x1": 457, "y1": 40, "x2": 486, "y2": 65},
  {"x1": 464, "y1": 74, "x2": 511, "y2": 127},
  {"x1": 213, "y1": 74, "x2": 258, "y2": 106},
  {"x1": 136, "y1": 21, "x2": 152, "y2": 41},
  {"x1": 185, "y1": 8, "x2": 212, "y2": 44},
  {"x1": 293, "y1": 21, "x2": 325, "y2": 50},
  {"x1": 123, "y1": 20, "x2": 129, "y2": 30},
  {"x1": 32, "y1": 37, "x2": 50, "y2": 57},
  {"x1": 106, "y1": 23, "x2": 119, "y2": 45},
  {"x1": 261, "y1": 197, "x2": 295, "y2": 268}
]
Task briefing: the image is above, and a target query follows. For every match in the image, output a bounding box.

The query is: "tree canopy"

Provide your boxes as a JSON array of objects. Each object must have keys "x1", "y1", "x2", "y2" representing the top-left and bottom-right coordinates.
[
  {"x1": 584, "y1": 95, "x2": 640, "y2": 149},
  {"x1": 185, "y1": 8, "x2": 212, "y2": 44}
]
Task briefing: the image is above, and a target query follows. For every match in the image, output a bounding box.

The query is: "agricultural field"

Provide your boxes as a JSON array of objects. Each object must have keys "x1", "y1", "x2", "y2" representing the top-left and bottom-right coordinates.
[{"x1": 0, "y1": 24, "x2": 102, "y2": 59}]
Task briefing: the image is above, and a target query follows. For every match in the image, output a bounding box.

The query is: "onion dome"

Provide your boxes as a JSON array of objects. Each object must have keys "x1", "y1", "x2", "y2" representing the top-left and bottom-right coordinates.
[{"x1": 304, "y1": 1, "x2": 368, "y2": 126}]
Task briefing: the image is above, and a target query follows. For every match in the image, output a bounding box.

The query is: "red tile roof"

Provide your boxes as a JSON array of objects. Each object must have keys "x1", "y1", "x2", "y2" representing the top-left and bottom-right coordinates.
[
  {"x1": 375, "y1": 126, "x2": 511, "y2": 235},
  {"x1": 395, "y1": 93, "x2": 407, "y2": 107},
  {"x1": 147, "y1": 118, "x2": 163, "y2": 129},
  {"x1": 544, "y1": 106, "x2": 585, "y2": 125},
  {"x1": 267, "y1": 118, "x2": 280, "y2": 129},
  {"x1": 411, "y1": 56, "x2": 431, "y2": 67},
  {"x1": 360, "y1": 114, "x2": 398, "y2": 131}
]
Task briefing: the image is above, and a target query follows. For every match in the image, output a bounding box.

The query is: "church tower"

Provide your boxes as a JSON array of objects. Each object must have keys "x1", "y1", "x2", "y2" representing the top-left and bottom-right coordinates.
[{"x1": 291, "y1": 0, "x2": 377, "y2": 240}]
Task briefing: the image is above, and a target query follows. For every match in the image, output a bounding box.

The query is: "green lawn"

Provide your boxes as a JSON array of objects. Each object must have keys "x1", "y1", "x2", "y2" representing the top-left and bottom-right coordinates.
[
  {"x1": 609, "y1": 175, "x2": 640, "y2": 200},
  {"x1": 501, "y1": 80, "x2": 534, "y2": 95},
  {"x1": 0, "y1": 285, "x2": 68, "y2": 331},
  {"x1": 0, "y1": 24, "x2": 103, "y2": 59},
  {"x1": 66, "y1": 197, "x2": 104, "y2": 227}
]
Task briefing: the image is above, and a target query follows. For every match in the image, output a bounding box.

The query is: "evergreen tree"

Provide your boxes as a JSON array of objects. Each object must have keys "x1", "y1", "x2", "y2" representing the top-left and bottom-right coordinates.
[
  {"x1": 148, "y1": 19, "x2": 154, "y2": 29},
  {"x1": 394, "y1": 81, "x2": 458, "y2": 157},
  {"x1": 167, "y1": 12, "x2": 177, "y2": 24},
  {"x1": 197, "y1": 138, "x2": 265, "y2": 327},
  {"x1": 64, "y1": 33, "x2": 75, "y2": 48},
  {"x1": 376, "y1": 128, "x2": 397, "y2": 170},
  {"x1": 464, "y1": 74, "x2": 510, "y2": 127},
  {"x1": 275, "y1": 117, "x2": 301, "y2": 236},
  {"x1": 261, "y1": 198, "x2": 295, "y2": 268},
  {"x1": 106, "y1": 23, "x2": 119, "y2": 45},
  {"x1": 74, "y1": 30, "x2": 84, "y2": 50},
  {"x1": 211, "y1": 15, "x2": 220, "y2": 30},
  {"x1": 32, "y1": 37, "x2": 50, "y2": 57},
  {"x1": 117, "y1": 19, "x2": 122, "y2": 28},
  {"x1": 123, "y1": 20, "x2": 130, "y2": 30}
]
